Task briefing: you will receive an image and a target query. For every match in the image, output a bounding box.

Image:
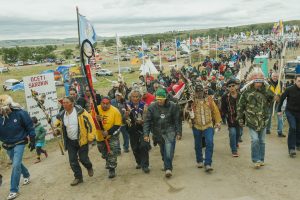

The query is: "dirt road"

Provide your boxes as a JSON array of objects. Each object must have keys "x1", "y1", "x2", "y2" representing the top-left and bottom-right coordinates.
[{"x1": 0, "y1": 123, "x2": 299, "y2": 200}]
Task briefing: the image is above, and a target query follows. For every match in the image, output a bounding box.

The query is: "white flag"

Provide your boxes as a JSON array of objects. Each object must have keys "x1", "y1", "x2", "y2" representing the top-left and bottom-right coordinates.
[
  {"x1": 141, "y1": 39, "x2": 148, "y2": 50},
  {"x1": 116, "y1": 34, "x2": 122, "y2": 48}
]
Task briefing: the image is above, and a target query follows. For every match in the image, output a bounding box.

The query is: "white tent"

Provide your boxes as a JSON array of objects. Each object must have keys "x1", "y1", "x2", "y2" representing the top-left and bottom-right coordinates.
[{"x1": 140, "y1": 59, "x2": 159, "y2": 75}]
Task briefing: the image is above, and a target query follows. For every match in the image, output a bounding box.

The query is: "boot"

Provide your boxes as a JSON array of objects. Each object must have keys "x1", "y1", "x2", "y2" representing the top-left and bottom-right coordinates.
[{"x1": 108, "y1": 168, "x2": 115, "y2": 179}]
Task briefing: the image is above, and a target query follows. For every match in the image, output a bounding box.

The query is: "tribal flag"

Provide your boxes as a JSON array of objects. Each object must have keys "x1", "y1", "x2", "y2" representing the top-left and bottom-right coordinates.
[{"x1": 78, "y1": 14, "x2": 97, "y2": 45}]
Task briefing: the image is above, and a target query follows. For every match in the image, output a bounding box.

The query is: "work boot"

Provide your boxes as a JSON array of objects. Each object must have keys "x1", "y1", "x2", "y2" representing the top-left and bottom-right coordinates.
[
  {"x1": 108, "y1": 168, "x2": 115, "y2": 179},
  {"x1": 87, "y1": 168, "x2": 94, "y2": 177},
  {"x1": 70, "y1": 178, "x2": 83, "y2": 186}
]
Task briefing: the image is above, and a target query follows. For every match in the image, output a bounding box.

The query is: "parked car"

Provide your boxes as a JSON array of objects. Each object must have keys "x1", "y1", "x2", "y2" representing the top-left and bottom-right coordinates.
[
  {"x1": 284, "y1": 59, "x2": 300, "y2": 77},
  {"x1": 95, "y1": 69, "x2": 113, "y2": 76},
  {"x1": 0, "y1": 67, "x2": 9, "y2": 73},
  {"x1": 74, "y1": 56, "x2": 80, "y2": 62},
  {"x1": 167, "y1": 56, "x2": 176, "y2": 62},
  {"x1": 3, "y1": 79, "x2": 21, "y2": 91},
  {"x1": 118, "y1": 67, "x2": 134, "y2": 73},
  {"x1": 14, "y1": 61, "x2": 24, "y2": 66}
]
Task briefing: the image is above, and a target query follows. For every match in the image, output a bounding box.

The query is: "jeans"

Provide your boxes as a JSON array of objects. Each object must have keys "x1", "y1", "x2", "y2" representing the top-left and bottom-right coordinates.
[
  {"x1": 6, "y1": 144, "x2": 30, "y2": 193},
  {"x1": 267, "y1": 105, "x2": 283, "y2": 135},
  {"x1": 228, "y1": 127, "x2": 241, "y2": 153},
  {"x1": 158, "y1": 136, "x2": 176, "y2": 171},
  {"x1": 192, "y1": 127, "x2": 214, "y2": 166},
  {"x1": 66, "y1": 139, "x2": 92, "y2": 179},
  {"x1": 249, "y1": 128, "x2": 266, "y2": 163},
  {"x1": 285, "y1": 110, "x2": 300, "y2": 151}
]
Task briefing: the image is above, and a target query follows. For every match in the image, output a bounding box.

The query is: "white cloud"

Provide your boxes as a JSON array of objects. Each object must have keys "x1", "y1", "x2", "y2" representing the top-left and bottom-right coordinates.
[{"x1": 0, "y1": 0, "x2": 299, "y2": 40}]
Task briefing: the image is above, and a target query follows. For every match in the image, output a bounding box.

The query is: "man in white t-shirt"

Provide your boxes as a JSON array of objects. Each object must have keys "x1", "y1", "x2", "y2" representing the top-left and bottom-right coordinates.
[{"x1": 55, "y1": 96, "x2": 96, "y2": 186}]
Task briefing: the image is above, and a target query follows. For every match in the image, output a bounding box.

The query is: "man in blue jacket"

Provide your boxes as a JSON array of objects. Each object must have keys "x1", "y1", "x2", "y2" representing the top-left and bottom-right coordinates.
[{"x1": 0, "y1": 95, "x2": 35, "y2": 200}]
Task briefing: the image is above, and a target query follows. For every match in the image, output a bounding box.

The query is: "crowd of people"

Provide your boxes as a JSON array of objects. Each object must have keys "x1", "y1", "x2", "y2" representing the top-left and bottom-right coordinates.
[{"x1": 0, "y1": 40, "x2": 300, "y2": 200}]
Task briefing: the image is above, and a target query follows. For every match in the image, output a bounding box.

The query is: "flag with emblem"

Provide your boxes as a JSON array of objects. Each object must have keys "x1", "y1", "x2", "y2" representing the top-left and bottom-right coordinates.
[{"x1": 78, "y1": 14, "x2": 97, "y2": 45}]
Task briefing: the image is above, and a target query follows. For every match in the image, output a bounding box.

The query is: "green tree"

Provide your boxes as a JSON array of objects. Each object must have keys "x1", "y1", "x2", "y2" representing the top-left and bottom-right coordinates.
[{"x1": 62, "y1": 49, "x2": 73, "y2": 59}]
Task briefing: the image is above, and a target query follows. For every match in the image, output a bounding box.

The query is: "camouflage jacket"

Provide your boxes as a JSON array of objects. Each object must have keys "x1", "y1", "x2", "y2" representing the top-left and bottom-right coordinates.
[{"x1": 237, "y1": 85, "x2": 274, "y2": 132}]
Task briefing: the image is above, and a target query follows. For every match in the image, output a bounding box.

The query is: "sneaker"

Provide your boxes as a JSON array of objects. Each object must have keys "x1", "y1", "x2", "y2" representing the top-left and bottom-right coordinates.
[
  {"x1": 232, "y1": 153, "x2": 239, "y2": 157},
  {"x1": 165, "y1": 170, "x2": 172, "y2": 178},
  {"x1": 197, "y1": 162, "x2": 203, "y2": 168},
  {"x1": 124, "y1": 149, "x2": 130, "y2": 153},
  {"x1": 266, "y1": 130, "x2": 271, "y2": 134},
  {"x1": 7, "y1": 192, "x2": 18, "y2": 200},
  {"x1": 289, "y1": 149, "x2": 296, "y2": 157},
  {"x1": 254, "y1": 162, "x2": 261, "y2": 169},
  {"x1": 135, "y1": 164, "x2": 141, "y2": 169},
  {"x1": 205, "y1": 165, "x2": 213, "y2": 172},
  {"x1": 239, "y1": 138, "x2": 243, "y2": 142},
  {"x1": 23, "y1": 177, "x2": 30, "y2": 185},
  {"x1": 70, "y1": 178, "x2": 83, "y2": 186},
  {"x1": 87, "y1": 168, "x2": 94, "y2": 177},
  {"x1": 142, "y1": 167, "x2": 150, "y2": 174},
  {"x1": 44, "y1": 151, "x2": 48, "y2": 158},
  {"x1": 108, "y1": 168, "x2": 115, "y2": 179},
  {"x1": 260, "y1": 162, "x2": 265, "y2": 166}
]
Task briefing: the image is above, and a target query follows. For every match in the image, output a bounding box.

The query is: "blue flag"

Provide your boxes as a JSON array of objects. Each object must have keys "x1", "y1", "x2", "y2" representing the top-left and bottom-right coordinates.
[
  {"x1": 176, "y1": 39, "x2": 181, "y2": 48},
  {"x1": 78, "y1": 14, "x2": 97, "y2": 45},
  {"x1": 138, "y1": 52, "x2": 144, "y2": 58}
]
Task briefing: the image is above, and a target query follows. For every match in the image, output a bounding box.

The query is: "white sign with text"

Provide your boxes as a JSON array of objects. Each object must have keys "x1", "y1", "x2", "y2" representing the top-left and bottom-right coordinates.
[{"x1": 23, "y1": 73, "x2": 59, "y2": 139}]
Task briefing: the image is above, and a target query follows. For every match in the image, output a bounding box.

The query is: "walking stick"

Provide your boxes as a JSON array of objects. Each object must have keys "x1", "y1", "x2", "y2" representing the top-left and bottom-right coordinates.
[
  {"x1": 31, "y1": 90, "x2": 64, "y2": 155},
  {"x1": 81, "y1": 39, "x2": 111, "y2": 154}
]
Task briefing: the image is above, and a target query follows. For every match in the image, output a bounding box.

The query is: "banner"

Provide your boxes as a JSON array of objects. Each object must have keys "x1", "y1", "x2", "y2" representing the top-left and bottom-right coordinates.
[{"x1": 23, "y1": 73, "x2": 59, "y2": 139}]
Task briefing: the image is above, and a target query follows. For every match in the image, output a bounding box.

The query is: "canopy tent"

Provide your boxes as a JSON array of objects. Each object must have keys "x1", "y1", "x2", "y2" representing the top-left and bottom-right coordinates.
[
  {"x1": 56, "y1": 65, "x2": 71, "y2": 73},
  {"x1": 11, "y1": 82, "x2": 24, "y2": 92},
  {"x1": 139, "y1": 59, "x2": 159, "y2": 75},
  {"x1": 41, "y1": 69, "x2": 55, "y2": 74}
]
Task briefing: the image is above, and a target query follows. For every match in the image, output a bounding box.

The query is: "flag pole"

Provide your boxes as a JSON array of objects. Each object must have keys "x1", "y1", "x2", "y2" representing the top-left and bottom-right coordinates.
[
  {"x1": 159, "y1": 39, "x2": 162, "y2": 71},
  {"x1": 215, "y1": 34, "x2": 218, "y2": 61},
  {"x1": 116, "y1": 34, "x2": 121, "y2": 75},
  {"x1": 175, "y1": 38, "x2": 178, "y2": 69},
  {"x1": 189, "y1": 35, "x2": 192, "y2": 65},
  {"x1": 76, "y1": 6, "x2": 81, "y2": 51}
]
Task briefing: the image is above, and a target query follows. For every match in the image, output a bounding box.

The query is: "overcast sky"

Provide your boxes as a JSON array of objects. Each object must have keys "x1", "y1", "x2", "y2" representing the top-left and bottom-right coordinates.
[{"x1": 0, "y1": 0, "x2": 299, "y2": 40}]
